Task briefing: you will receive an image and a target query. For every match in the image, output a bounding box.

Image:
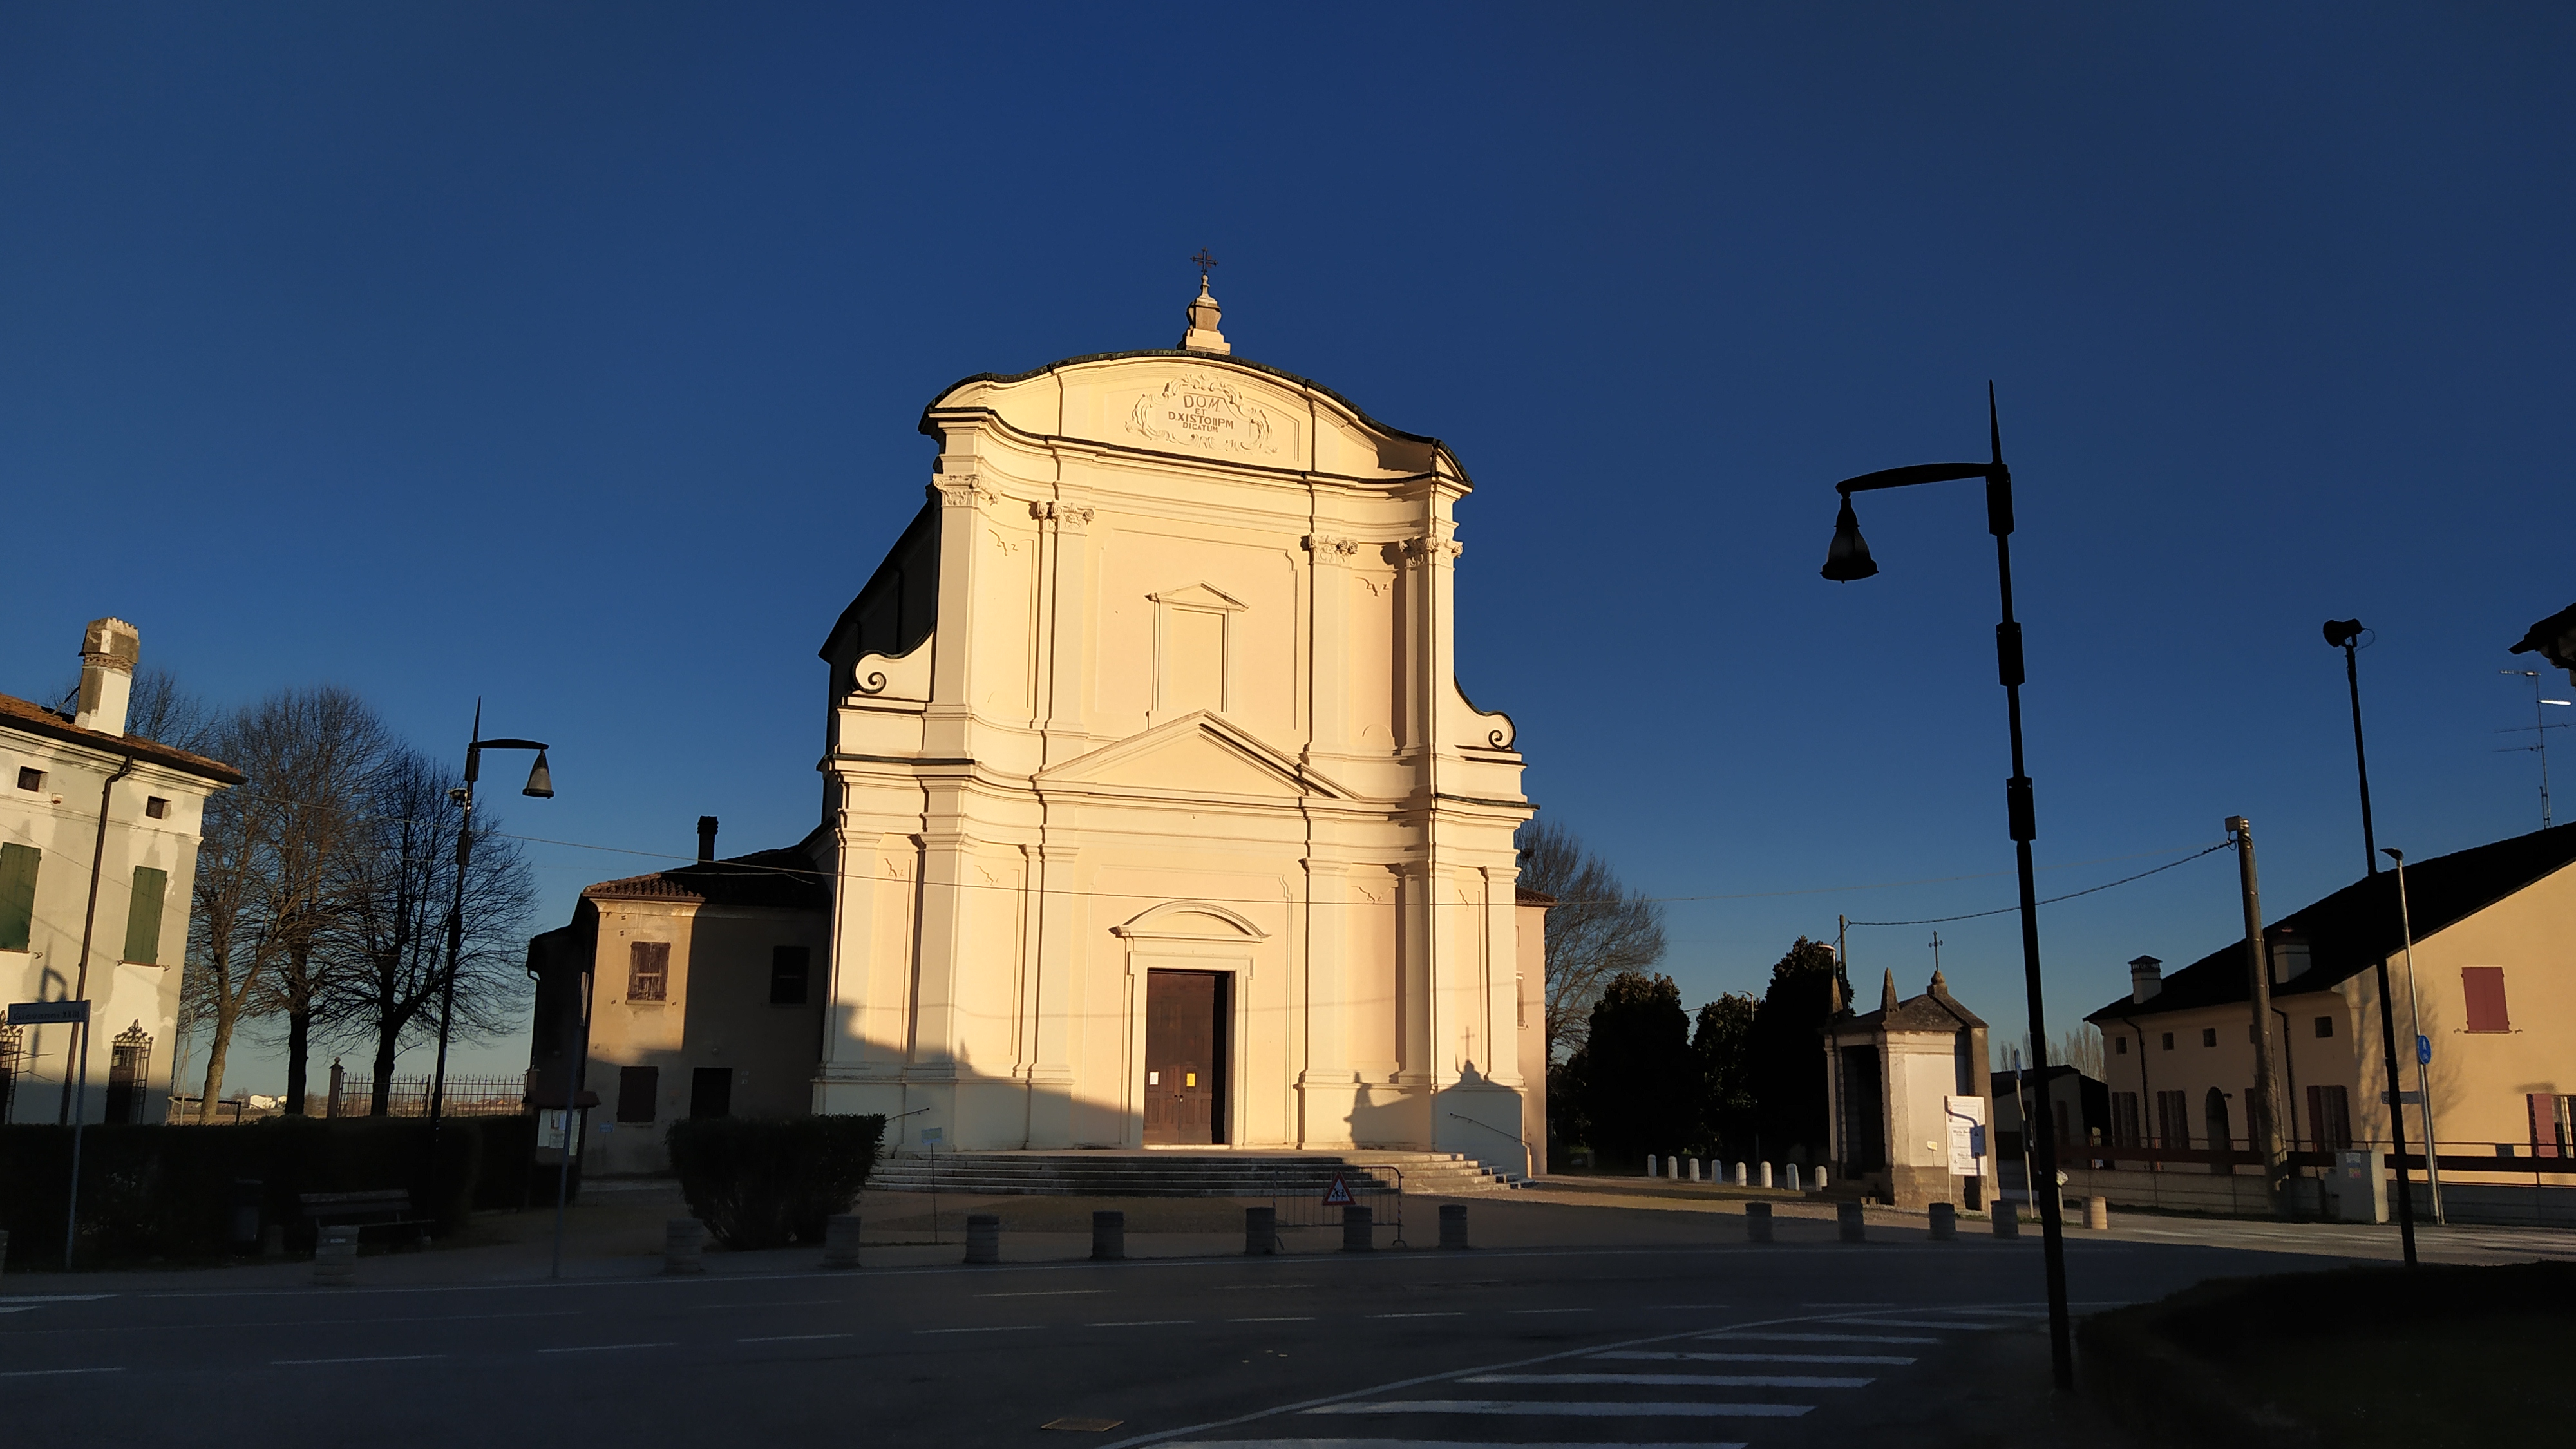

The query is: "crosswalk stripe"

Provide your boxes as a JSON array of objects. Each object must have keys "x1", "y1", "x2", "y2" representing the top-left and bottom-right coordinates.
[
  {"x1": 1161, "y1": 1440, "x2": 1749, "y2": 1448},
  {"x1": 1305, "y1": 1399, "x2": 1812, "y2": 1419},
  {"x1": 1464, "y1": 1372, "x2": 1871, "y2": 1389},
  {"x1": 1595, "y1": 1350, "x2": 1915, "y2": 1365},
  {"x1": 1698, "y1": 1331, "x2": 1937, "y2": 1344}
]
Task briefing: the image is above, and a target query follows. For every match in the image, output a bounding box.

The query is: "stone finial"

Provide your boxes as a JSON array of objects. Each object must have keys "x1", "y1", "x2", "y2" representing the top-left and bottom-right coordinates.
[
  {"x1": 1929, "y1": 967, "x2": 1949, "y2": 996},
  {"x1": 1179, "y1": 275, "x2": 1229, "y2": 355},
  {"x1": 1880, "y1": 968, "x2": 1899, "y2": 1012}
]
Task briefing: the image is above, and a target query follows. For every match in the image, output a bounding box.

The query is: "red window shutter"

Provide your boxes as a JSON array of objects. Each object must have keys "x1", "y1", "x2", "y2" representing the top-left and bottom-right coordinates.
[
  {"x1": 2461, "y1": 967, "x2": 2510, "y2": 1032},
  {"x1": 2533, "y1": 1094, "x2": 2562, "y2": 1159}
]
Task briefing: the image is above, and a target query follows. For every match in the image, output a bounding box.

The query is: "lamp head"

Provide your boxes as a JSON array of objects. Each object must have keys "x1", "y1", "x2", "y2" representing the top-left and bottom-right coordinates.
[
  {"x1": 522, "y1": 750, "x2": 554, "y2": 799},
  {"x1": 2322, "y1": 619, "x2": 2363, "y2": 649},
  {"x1": 1820, "y1": 495, "x2": 1878, "y2": 583},
  {"x1": 2382, "y1": 847, "x2": 2404, "y2": 865}
]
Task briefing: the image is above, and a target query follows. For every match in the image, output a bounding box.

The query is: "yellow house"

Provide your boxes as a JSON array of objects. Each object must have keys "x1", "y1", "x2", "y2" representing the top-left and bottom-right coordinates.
[
  {"x1": 533, "y1": 279, "x2": 1546, "y2": 1173},
  {"x1": 2081, "y1": 822, "x2": 2576, "y2": 1222}
]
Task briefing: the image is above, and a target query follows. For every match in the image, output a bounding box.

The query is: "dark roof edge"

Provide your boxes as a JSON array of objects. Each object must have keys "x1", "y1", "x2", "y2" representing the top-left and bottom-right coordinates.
[{"x1": 0, "y1": 694, "x2": 244, "y2": 786}]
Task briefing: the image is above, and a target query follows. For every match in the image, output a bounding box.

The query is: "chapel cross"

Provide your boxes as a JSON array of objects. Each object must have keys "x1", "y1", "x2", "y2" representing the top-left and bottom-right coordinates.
[{"x1": 1192, "y1": 247, "x2": 1219, "y2": 281}]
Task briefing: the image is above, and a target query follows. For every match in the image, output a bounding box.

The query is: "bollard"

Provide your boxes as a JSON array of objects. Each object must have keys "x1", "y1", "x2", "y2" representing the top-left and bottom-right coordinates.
[
  {"x1": 823, "y1": 1213, "x2": 864, "y2": 1269},
  {"x1": 1645, "y1": 1154, "x2": 1657, "y2": 1178},
  {"x1": 1688, "y1": 1158, "x2": 1701, "y2": 1182},
  {"x1": 1668, "y1": 1156, "x2": 1681, "y2": 1180},
  {"x1": 1341, "y1": 1204, "x2": 1374, "y2": 1252},
  {"x1": 312, "y1": 1226, "x2": 358, "y2": 1287},
  {"x1": 1785, "y1": 1164, "x2": 1802, "y2": 1192},
  {"x1": 1439, "y1": 1203, "x2": 1470, "y2": 1250},
  {"x1": 1092, "y1": 1209, "x2": 1126, "y2": 1261},
  {"x1": 665, "y1": 1218, "x2": 708, "y2": 1274},
  {"x1": 1759, "y1": 1162, "x2": 1774, "y2": 1189},
  {"x1": 1837, "y1": 1199, "x2": 1866, "y2": 1242},
  {"x1": 1992, "y1": 1200, "x2": 2019, "y2": 1238},
  {"x1": 1929, "y1": 1202, "x2": 1957, "y2": 1241},
  {"x1": 1245, "y1": 1206, "x2": 1277, "y2": 1255},
  {"x1": 2085, "y1": 1195, "x2": 2110, "y2": 1231},
  {"x1": 965, "y1": 1213, "x2": 1001, "y2": 1264},
  {"x1": 1816, "y1": 1166, "x2": 1830, "y2": 1191},
  {"x1": 1744, "y1": 1201, "x2": 1773, "y2": 1242},
  {"x1": 1731, "y1": 1161, "x2": 1746, "y2": 1186}
]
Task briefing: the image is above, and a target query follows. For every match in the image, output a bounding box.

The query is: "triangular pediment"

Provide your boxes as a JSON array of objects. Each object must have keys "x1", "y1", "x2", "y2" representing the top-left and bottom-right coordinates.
[
  {"x1": 1146, "y1": 582, "x2": 1245, "y2": 612},
  {"x1": 1036, "y1": 712, "x2": 1353, "y2": 801}
]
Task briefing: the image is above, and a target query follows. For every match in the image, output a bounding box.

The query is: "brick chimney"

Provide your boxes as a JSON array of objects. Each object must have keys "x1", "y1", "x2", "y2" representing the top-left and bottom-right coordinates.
[
  {"x1": 697, "y1": 815, "x2": 719, "y2": 862},
  {"x1": 2128, "y1": 955, "x2": 2163, "y2": 1005},
  {"x1": 75, "y1": 617, "x2": 140, "y2": 737}
]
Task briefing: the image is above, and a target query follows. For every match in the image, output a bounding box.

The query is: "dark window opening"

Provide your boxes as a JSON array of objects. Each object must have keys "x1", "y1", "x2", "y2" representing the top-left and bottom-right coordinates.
[
  {"x1": 2315, "y1": 1015, "x2": 2334, "y2": 1038},
  {"x1": 616, "y1": 1065, "x2": 659, "y2": 1124},
  {"x1": 2201, "y1": 1027, "x2": 2218, "y2": 1047},
  {"x1": 2160, "y1": 1032, "x2": 2175, "y2": 1051},
  {"x1": 144, "y1": 796, "x2": 169, "y2": 819},
  {"x1": 15, "y1": 767, "x2": 43, "y2": 792},
  {"x1": 105, "y1": 1033, "x2": 151, "y2": 1124},
  {"x1": 690, "y1": 1066, "x2": 732, "y2": 1119},
  {"x1": 769, "y1": 945, "x2": 810, "y2": 1006},
  {"x1": 2307, "y1": 1084, "x2": 2353, "y2": 1151},
  {"x1": 627, "y1": 941, "x2": 669, "y2": 1002},
  {"x1": 2114, "y1": 1036, "x2": 2128, "y2": 1055}
]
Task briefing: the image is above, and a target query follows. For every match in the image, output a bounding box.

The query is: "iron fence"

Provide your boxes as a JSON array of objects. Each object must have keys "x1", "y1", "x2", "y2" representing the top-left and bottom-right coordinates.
[
  {"x1": 1271, "y1": 1163, "x2": 1404, "y2": 1246},
  {"x1": 326, "y1": 1074, "x2": 527, "y2": 1119}
]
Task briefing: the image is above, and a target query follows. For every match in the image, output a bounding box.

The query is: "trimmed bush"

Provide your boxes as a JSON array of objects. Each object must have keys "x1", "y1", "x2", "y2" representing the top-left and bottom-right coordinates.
[
  {"x1": 1, "y1": 1116, "x2": 490, "y2": 1269},
  {"x1": 665, "y1": 1115, "x2": 884, "y2": 1249}
]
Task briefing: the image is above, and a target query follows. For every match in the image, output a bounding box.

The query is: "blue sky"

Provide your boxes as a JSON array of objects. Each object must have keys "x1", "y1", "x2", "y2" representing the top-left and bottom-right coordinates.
[{"x1": 4, "y1": 5, "x2": 2570, "y2": 1090}]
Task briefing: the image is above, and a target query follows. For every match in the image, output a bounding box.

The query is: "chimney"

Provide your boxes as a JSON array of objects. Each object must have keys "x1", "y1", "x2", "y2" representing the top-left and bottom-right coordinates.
[
  {"x1": 2266, "y1": 927, "x2": 2310, "y2": 986},
  {"x1": 696, "y1": 815, "x2": 719, "y2": 862},
  {"x1": 2128, "y1": 955, "x2": 2163, "y2": 1005},
  {"x1": 75, "y1": 618, "x2": 140, "y2": 736}
]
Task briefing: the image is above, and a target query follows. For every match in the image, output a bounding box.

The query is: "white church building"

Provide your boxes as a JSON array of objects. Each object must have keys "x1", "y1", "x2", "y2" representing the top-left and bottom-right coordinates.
[{"x1": 533, "y1": 278, "x2": 1548, "y2": 1170}]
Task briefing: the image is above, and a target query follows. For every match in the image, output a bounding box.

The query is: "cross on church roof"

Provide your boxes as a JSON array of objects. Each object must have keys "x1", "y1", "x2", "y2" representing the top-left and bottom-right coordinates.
[{"x1": 1192, "y1": 247, "x2": 1219, "y2": 280}]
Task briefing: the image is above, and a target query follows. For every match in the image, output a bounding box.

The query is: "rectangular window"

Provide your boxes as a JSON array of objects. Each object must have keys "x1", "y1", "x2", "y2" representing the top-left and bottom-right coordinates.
[
  {"x1": 2202, "y1": 1027, "x2": 2218, "y2": 1047},
  {"x1": 2307, "y1": 1084, "x2": 2352, "y2": 1151},
  {"x1": 15, "y1": 766, "x2": 43, "y2": 792},
  {"x1": 689, "y1": 1066, "x2": 732, "y2": 1119},
  {"x1": 627, "y1": 942, "x2": 669, "y2": 1001},
  {"x1": 2110, "y1": 1091, "x2": 2143, "y2": 1148},
  {"x1": 2115, "y1": 1036, "x2": 2128, "y2": 1055},
  {"x1": 2461, "y1": 967, "x2": 2510, "y2": 1032},
  {"x1": 2533, "y1": 1094, "x2": 2571, "y2": 1159},
  {"x1": 2161, "y1": 1032, "x2": 2174, "y2": 1051},
  {"x1": 2315, "y1": 1015, "x2": 2334, "y2": 1038},
  {"x1": 0, "y1": 842, "x2": 38, "y2": 952},
  {"x1": 2155, "y1": 1090, "x2": 2193, "y2": 1149},
  {"x1": 616, "y1": 1065, "x2": 659, "y2": 1124},
  {"x1": 144, "y1": 796, "x2": 169, "y2": 819},
  {"x1": 768, "y1": 945, "x2": 810, "y2": 1006},
  {"x1": 104, "y1": 1037, "x2": 150, "y2": 1124},
  {"x1": 122, "y1": 866, "x2": 167, "y2": 965}
]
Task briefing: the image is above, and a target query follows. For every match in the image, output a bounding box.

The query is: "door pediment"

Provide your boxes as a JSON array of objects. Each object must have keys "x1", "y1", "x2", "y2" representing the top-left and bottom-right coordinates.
[{"x1": 1036, "y1": 712, "x2": 1352, "y2": 801}]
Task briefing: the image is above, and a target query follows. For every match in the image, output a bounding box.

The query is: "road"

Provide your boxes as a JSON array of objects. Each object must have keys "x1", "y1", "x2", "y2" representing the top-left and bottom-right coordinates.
[{"x1": 0, "y1": 1215, "x2": 2462, "y2": 1449}]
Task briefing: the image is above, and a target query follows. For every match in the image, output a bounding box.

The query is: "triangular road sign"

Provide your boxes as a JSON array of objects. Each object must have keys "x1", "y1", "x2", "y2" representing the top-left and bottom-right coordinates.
[{"x1": 1321, "y1": 1175, "x2": 1354, "y2": 1206}]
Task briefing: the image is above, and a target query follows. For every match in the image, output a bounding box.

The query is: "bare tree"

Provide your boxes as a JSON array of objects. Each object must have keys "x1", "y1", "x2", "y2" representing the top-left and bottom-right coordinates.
[
  {"x1": 321, "y1": 743, "x2": 535, "y2": 1113},
  {"x1": 1514, "y1": 818, "x2": 1667, "y2": 1061},
  {"x1": 187, "y1": 710, "x2": 281, "y2": 1123}
]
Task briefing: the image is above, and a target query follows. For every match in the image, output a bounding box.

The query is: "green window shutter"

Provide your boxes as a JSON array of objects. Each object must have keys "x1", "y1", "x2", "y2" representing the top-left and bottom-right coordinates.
[
  {"x1": 123, "y1": 866, "x2": 168, "y2": 965},
  {"x1": 0, "y1": 843, "x2": 37, "y2": 952}
]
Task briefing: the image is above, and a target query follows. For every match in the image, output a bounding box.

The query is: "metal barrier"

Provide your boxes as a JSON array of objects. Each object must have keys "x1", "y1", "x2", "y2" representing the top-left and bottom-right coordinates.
[{"x1": 1271, "y1": 1164, "x2": 1404, "y2": 1248}]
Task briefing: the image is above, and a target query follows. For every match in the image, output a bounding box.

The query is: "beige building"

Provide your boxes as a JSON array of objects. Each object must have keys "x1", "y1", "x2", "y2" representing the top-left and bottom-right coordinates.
[
  {"x1": 1824, "y1": 969, "x2": 1994, "y2": 1209},
  {"x1": 1, "y1": 618, "x2": 241, "y2": 1125},
  {"x1": 536, "y1": 280, "x2": 1545, "y2": 1173},
  {"x1": 2081, "y1": 822, "x2": 2576, "y2": 1220}
]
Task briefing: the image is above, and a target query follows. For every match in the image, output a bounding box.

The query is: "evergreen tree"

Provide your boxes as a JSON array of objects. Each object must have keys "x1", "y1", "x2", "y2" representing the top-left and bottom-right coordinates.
[
  {"x1": 1743, "y1": 936, "x2": 1849, "y2": 1161},
  {"x1": 1562, "y1": 970, "x2": 1696, "y2": 1168},
  {"x1": 1691, "y1": 992, "x2": 1759, "y2": 1157}
]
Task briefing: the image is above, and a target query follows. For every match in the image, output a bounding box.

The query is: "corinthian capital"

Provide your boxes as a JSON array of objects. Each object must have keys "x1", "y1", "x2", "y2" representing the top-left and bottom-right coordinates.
[{"x1": 1302, "y1": 533, "x2": 1360, "y2": 560}]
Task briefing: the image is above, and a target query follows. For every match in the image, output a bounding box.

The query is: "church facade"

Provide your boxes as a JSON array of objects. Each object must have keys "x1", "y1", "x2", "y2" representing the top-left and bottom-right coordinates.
[{"x1": 537, "y1": 281, "x2": 1544, "y2": 1168}]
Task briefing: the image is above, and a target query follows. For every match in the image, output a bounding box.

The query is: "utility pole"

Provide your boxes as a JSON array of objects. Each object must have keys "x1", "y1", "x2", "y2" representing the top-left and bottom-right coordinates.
[{"x1": 2226, "y1": 816, "x2": 2290, "y2": 1217}]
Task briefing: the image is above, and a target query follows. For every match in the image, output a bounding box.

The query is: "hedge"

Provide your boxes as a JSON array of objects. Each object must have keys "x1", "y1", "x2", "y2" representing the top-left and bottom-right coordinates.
[
  {"x1": 665, "y1": 1114, "x2": 884, "y2": 1249},
  {"x1": 0, "y1": 1115, "x2": 510, "y2": 1269}
]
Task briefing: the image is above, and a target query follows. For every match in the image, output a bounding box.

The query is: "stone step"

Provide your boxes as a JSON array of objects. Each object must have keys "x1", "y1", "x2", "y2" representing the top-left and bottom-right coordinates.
[{"x1": 864, "y1": 1150, "x2": 1521, "y2": 1197}]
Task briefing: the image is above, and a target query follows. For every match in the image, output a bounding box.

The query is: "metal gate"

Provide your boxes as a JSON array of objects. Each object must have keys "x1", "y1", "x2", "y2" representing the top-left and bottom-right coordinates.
[{"x1": 1271, "y1": 1164, "x2": 1404, "y2": 1247}]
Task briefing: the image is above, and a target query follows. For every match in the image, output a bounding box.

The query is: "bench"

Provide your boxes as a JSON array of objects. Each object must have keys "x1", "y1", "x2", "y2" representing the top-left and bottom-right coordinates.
[{"x1": 298, "y1": 1189, "x2": 432, "y2": 1250}]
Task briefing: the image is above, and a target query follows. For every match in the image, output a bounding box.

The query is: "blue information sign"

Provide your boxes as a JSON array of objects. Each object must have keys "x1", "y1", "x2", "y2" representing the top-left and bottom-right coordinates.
[{"x1": 2416, "y1": 1034, "x2": 2432, "y2": 1065}]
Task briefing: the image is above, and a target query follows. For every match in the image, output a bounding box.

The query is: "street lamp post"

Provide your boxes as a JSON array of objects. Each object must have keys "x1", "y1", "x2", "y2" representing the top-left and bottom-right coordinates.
[
  {"x1": 1815, "y1": 384, "x2": 2073, "y2": 1390},
  {"x1": 2382, "y1": 848, "x2": 2444, "y2": 1224},
  {"x1": 2320, "y1": 620, "x2": 2418, "y2": 1265},
  {"x1": 428, "y1": 703, "x2": 553, "y2": 1218}
]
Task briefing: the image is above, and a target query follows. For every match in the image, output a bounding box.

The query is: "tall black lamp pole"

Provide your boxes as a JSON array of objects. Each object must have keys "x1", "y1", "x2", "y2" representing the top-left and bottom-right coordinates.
[
  {"x1": 1818, "y1": 384, "x2": 2072, "y2": 1390},
  {"x1": 2321, "y1": 620, "x2": 2418, "y2": 1265},
  {"x1": 428, "y1": 703, "x2": 553, "y2": 1211}
]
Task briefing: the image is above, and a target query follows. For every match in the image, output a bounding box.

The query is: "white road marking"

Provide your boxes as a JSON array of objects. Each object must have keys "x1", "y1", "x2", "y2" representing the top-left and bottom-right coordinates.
[
  {"x1": 1088, "y1": 1320, "x2": 1195, "y2": 1327},
  {"x1": 1370, "y1": 1312, "x2": 1462, "y2": 1320},
  {"x1": 0, "y1": 1295, "x2": 113, "y2": 1303},
  {"x1": 538, "y1": 1342, "x2": 675, "y2": 1353},
  {"x1": 0, "y1": 1367, "x2": 124, "y2": 1378},
  {"x1": 1307, "y1": 1399, "x2": 1813, "y2": 1419},
  {"x1": 1464, "y1": 1370, "x2": 1870, "y2": 1389},
  {"x1": 0, "y1": 1309, "x2": 34, "y2": 1315},
  {"x1": 913, "y1": 1325, "x2": 1043, "y2": 1335},
  {"x1": 978, "y1": 1289, "x2": 1111, "y2": 1298},
  {"x1": 1801, "y1": 1301, "x2": 1895, "y2": 1307},
  {"x1": 1507, "y1": 1308, "x2": 1592, "y2": 1315},
  {"x1": 1231, "y1": 1316, "x2": 1316, "y2": 1323},
  {"x1": 1596, "y1": 1350, "x2": 1915, "y2": 1365},
  {"x1": 1700, "y1": 1331, "x2": 1937, "y2": 1344},
  {"x1": 272, "y1": 1354, "x2": 444, "y2": 1365},
  {"x1": 1824, "y1": 1318, "x2": 1992, "y2": 1330},
  {"x1": 738, "y1": 1333, "x2": 852, "y2": 1343}
]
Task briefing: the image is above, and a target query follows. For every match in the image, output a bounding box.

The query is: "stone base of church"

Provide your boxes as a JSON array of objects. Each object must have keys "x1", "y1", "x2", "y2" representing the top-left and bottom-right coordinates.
[
  {"x1": 1880, "y1": 1163, "x2": 1976, "y2": 1211},
  {"x1": 814, "y1": 1072, "x2": 1520, "y2": 1157}
]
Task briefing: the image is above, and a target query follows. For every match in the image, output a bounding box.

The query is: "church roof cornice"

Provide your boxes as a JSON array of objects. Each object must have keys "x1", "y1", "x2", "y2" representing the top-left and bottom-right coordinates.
[{"x1": 919, "y1": 348, "x2": 1472, "y2": 488}]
